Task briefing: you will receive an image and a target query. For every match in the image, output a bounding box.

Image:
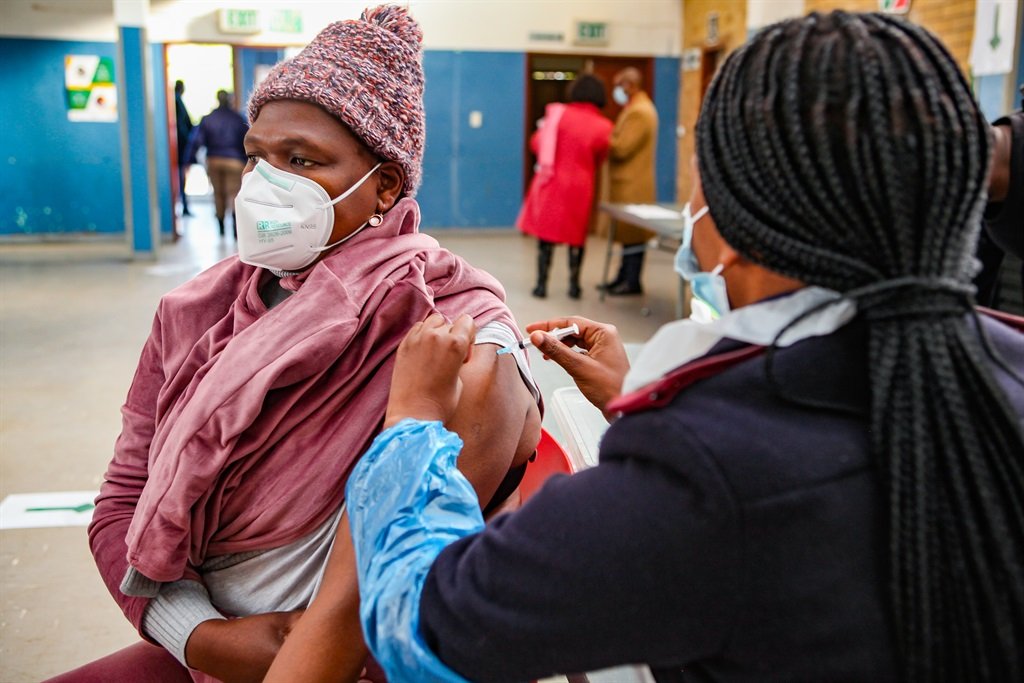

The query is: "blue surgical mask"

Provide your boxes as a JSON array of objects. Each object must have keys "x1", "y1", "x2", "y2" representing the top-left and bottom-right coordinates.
[
  {"x1": 674, "y1": 202, "x2": 731, "y2": 322},
  {"x1": 612, "y1": 86, "x2": 629, "y2": 106}
]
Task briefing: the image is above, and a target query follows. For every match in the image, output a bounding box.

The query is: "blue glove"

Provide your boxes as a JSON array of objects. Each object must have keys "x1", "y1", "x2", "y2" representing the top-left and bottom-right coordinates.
[{"x1": 346, "y1": 419, "x2": 484, "y2": 683}]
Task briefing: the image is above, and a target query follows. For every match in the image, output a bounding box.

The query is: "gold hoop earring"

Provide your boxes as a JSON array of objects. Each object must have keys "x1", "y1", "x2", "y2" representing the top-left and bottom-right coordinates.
[{"x1": 368, "y1": 213, "x2": 384, "y2": 227}]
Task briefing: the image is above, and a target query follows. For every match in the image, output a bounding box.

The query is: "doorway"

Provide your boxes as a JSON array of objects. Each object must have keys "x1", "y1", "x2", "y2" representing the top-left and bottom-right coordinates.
[
  {"x1": 700, "y1": 46, "x2": 723, "y2": 100},
  {"x1": 523, "y1": 53, "x2": 653, "y2": 192},
  {"x1": 165, "y1": 43, "x2": 236, "y2": 221}
]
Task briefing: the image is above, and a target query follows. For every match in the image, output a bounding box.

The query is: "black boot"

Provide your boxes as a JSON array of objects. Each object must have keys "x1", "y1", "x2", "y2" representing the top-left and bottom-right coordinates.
[
  {"x1": 568, "y1": 246, "x2": 584, "y2": 299},
  {"x1": 532, "y1": 240, "x2": 553, "y2": 298},
  {"x1": 217, "y1": 216, "x2": 226, "y2": 236},
  {"x1": 596, "y1": 263, "x2": 626, "y2": 291},
  {"x1": 607, "y1": 250, "x2": 644, "y2": 295}
]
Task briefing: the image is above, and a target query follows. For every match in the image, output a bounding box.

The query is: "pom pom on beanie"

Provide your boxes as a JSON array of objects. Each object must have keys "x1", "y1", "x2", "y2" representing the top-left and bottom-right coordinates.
[{"x1": 249, "y1": 5, "x2": 425, "y2": 196}]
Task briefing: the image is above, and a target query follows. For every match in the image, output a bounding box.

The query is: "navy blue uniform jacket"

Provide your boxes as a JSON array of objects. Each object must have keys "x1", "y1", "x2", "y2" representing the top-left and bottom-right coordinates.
[{"x1": 419, "y1": 315, "x2": 1024, "y2": 683}]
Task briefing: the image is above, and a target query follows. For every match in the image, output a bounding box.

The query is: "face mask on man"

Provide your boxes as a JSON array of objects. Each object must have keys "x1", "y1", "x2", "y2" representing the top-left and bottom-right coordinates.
[
  {"x1": 612, "y1": 85, "x2": 629, "y2": 106},
  {"x1": 674, "y1": 203, "x2": 731, "y2": 323},
  {"x1": 234, "y1": 159, "x2": 382, "y2": 273}
]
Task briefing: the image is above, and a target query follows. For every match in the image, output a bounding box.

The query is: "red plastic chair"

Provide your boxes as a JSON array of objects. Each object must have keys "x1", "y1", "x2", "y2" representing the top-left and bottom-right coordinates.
[{"x1": 518, "y1": 428, "x2": 574, "y2": 502}]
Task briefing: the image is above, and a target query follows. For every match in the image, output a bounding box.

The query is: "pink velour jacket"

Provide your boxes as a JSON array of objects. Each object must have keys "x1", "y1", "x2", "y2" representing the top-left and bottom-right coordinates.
[{"x1": 88, "y1": 198, "x2": 517, "y2": 631}]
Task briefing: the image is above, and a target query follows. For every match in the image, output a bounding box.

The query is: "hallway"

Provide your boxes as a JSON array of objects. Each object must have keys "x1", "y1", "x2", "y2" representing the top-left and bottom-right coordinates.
[{"x1": 0, "y1": 208, "x2": 682, "y2": 681}]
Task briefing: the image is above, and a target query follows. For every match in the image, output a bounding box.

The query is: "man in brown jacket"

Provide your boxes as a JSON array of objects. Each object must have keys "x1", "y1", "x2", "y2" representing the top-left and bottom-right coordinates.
[{"x1": 602, "y1": 67, "x2": 658, "y2": 295}]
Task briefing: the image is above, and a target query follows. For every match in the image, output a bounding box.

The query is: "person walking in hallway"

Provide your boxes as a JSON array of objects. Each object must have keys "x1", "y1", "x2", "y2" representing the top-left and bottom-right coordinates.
[
  {"x1": 186, "y1": 90, "x2": 249, "y2": 237},
  {"x1": 517, "y1": 74, "x2": 612, "y2": 300},
  {"x1": 602, "y1": 66, "x2": 658, "y2": 296},
  {"x1": 173, "y1": 80, "x2": 194, "y2": 217}
]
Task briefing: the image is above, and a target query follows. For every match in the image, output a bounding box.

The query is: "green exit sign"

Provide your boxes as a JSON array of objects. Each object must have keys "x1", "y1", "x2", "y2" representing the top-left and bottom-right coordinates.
[
  {"x1": 575, "y1": 21, "x2": 609, "y2": 46},
  {"x1": 269, "y1": 10, "x2": 303, "y2": 34},
  {"x1": 219, "y1": 8, "x2": 261, "y2": 34}
]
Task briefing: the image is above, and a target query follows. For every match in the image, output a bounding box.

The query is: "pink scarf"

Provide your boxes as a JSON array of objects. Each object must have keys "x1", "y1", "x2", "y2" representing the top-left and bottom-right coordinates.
[
  {"x1": 123, "y1": 198, "x2": 515, "y2": 583},
  {"x1": 534, "y1": 102, "x2": 566, "y2": 184}
]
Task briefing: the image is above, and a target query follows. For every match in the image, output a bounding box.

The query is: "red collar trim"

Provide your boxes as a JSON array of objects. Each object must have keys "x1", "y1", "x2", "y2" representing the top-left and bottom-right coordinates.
[
  {"x1": 606, "y1": 308, "x2": 1023, "y2": 418},
  {"x1": 608, "y1": 344, "x2": 765, "y2": 416},
  {"x1": 979, "y1": 306, "x2": 1024, "y2": 333}
]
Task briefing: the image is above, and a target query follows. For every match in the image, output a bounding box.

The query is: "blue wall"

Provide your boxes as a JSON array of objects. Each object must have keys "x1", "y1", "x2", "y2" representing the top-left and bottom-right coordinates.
[
  {"x1": 419, "y1": 51, "x2": 525, "y2": 228},
  {"x1": 654, "y1": 57, "x2": 681, "y2": 203},
  {"x1": 1018, "y1": 32, "x2": 1024, "y2": 104},
  {"x1": 419, "y1": 51, "x2": 681, "y2": 227},
  {"x1": 3, "y1": 39, "x2": 680, "y2": 234},
  {"x1": 237, "y1": 47, "x2": 285, "y2": 111},
  {"x1": 976, "y1": 27, "x2": 1024, "y2": 122},
  {"x1": 120, "y1": 26, "x2": 155, "y2": 252},
  {"x1": 151, "y1": 43, "x2": 173, "y2": 238},
  {"x1": 1, "y1": 38, "x2": 124, "y2": 236},
  {"x1": 977, "y1": 73, "x2": 1009, "y2": 120}
]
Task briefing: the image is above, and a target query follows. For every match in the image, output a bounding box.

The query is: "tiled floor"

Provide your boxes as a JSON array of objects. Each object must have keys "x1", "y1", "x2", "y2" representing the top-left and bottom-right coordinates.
[{"x1": 0, "y1": 201, "x2": 684, "y2": 681}]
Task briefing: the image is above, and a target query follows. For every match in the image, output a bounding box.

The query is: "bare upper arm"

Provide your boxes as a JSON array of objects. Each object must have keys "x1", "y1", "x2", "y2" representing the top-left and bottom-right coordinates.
[{"x1": 446, "y1": 343, "x2": 541, "y2": 506}]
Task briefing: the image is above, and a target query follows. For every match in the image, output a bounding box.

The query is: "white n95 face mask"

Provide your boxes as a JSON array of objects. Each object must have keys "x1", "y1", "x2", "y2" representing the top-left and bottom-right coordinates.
[{"x1": 235, "y1": 159, "x2": 381, "y2": 273}]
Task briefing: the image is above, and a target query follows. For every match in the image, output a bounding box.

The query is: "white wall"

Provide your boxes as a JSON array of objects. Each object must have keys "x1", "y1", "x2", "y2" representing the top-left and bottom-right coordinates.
[
  {"x1": 411, "y1": 0, "x2": 682, "y2": 55},
  {"x1": 0, "y1": 0, "x2": 118, "y2": 42},
  {"x1": 1, "y1": 0, "x2": 682, "y2": 55},
  {"x1": 746, "y1": 0, "x2": 804, "y2": 30}
]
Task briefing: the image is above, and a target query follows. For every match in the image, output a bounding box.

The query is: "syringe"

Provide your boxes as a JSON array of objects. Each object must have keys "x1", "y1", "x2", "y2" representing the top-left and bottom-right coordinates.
[{"x1": 496, "y1": 323, "x2": 580, "y2": 356}]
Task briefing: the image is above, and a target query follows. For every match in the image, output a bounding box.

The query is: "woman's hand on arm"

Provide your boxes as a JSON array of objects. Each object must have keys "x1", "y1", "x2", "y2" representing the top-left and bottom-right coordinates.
[
  {"x1": 385, "y1": 309, "x2": 544, "y2": 503},
  {"x1": 383, "y1": 313, "x2": 476, "y2": 429},
  {"x1": 449, "y1": 334, "x2": 541, "y2": 506},
  {"x1": 387, "y1": 311, "x2": 540, "y2": 504},
  {"x1": 526, "y1": 316, "x2": 629, "y2": 417},
  {"x1": 385, "y1": 309, "x2": 540, "y2": 501}
]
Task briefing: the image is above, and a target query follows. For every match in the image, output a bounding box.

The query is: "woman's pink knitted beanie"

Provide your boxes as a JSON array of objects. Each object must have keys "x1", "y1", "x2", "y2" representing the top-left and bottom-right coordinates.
[{"x1": 248, "y1": 5, "x2": 425, "y2": 196}]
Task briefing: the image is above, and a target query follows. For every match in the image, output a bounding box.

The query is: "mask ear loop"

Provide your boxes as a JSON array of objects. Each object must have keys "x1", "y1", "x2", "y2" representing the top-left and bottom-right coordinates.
[
  {"x1": 319, "y1": 162, "x2": 382, "y2": 210},
  {"x1": 313, "y1": 212, "x2": 383, "y2": 253},
  {"x1": 312, "y1": 163, "x2": 386, "y2": 253},
  {"x1": 313, "y1": 207, "x2": 388, "y2": 253},
  {"x1": 688, "y1": 204, "x2": 710, "y2": 224}
]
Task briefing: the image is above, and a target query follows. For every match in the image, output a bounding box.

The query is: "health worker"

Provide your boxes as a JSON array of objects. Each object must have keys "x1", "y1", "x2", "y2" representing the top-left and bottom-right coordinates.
[{"x1": 336, "y1": 12, "x2": 1024, "y2": 683}]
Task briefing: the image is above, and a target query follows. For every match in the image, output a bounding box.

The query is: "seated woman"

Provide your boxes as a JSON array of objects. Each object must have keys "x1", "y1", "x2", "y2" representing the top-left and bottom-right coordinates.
[{"x1": 60, "y1": 6, "x2": 540, "y2": 683}]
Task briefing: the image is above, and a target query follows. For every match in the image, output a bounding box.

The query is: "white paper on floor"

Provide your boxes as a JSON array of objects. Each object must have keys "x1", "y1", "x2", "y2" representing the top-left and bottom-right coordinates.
[{"x1": 0, "y1": 491, "x2": 99, "y2": 529}]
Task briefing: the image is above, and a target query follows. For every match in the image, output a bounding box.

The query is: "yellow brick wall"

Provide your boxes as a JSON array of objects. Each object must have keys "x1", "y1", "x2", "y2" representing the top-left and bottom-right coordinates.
[
  {"x1": 802, "y1": 0, "x2": 978, "y2": 75},
  {"x1": 676, "y1": 0, "x2": 748, "y2": 202},
  {"x1": 674, "y1": 0, "x2": 980, "y2": 201}
]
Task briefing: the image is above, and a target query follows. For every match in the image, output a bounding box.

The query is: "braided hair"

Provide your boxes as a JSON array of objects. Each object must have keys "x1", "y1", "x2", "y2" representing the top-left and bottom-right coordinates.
[{"x1": 697, "y1": 12, "x2": 1024, "y2": 681}]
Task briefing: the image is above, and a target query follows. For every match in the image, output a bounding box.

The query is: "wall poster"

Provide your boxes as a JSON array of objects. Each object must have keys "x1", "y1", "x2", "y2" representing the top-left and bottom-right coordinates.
[{"x1": 65, "y1": 55, "x2": 117, "y2": 122}]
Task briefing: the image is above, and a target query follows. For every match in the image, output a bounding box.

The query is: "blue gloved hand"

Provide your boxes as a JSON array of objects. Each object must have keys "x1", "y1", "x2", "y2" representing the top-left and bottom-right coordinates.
[{"x1": 346, "y1": 418, "x2": 483, "y2": 683}]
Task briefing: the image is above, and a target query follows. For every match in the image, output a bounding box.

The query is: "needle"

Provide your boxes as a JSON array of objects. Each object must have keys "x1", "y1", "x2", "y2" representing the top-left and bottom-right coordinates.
[{"x1": 496, "y1": 323, "x2": 580, "y2": 355}]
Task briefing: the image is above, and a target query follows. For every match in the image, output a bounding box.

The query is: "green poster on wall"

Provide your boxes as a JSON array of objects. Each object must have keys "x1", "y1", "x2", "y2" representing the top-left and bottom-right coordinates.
[{"x1": 65, "y1": 55, "x2": 117, "y2": 122}]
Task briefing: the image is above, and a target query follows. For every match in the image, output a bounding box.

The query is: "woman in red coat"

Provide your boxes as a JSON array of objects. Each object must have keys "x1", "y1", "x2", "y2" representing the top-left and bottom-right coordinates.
[{"x1": 517, "y1": 74, "x2": 613, "y2": 299}]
